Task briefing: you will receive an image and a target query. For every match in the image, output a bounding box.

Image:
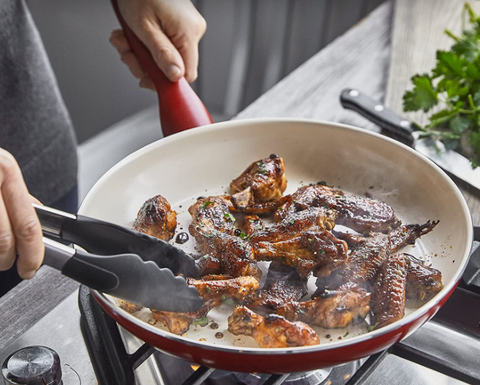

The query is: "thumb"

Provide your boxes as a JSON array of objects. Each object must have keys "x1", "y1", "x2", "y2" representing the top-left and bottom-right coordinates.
[{"x1": 136, "y1": 22, "x2": 185, "y2": 83}]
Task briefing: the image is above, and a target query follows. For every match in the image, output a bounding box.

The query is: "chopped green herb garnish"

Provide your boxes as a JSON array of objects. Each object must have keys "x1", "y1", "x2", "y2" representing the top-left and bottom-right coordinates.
[
  {"x1": 192, "y1": 316, "x2": 209, "y2": 326},
  {"x1": 239, "y1": 232, "x2": 253, "y2": 241},
  {"x1": 201, "y1": 201, "x2": 214, "y2": 208},
  {"x1": 367, "y1": 322, "x2": 379, "y2": 332},
  {"x1": 223, "y1": 298, "x2": 235, "y2": 306},
  {"x1": 224, "y1": 213, "x2": 236, "y2": 222}
]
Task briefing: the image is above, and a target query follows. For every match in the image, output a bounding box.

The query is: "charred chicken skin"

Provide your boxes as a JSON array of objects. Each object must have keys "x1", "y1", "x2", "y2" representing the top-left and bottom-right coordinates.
[
  {"x1": 152, "y1": 276, "x2": 260, "y2": 335},
  {"x1": 228, "y1": 306, "x2": 319, "y2": 348},
  {"x1": 243, "y1": 215, "x2": 265, "y2": 237},
  {"x1": 276, "y1": 283, "x2": 371, "y2": 328},
  {"x1": 246, "y1": 261, "x2": 308, "y2": 312},
  {"x1": 249, "y1": 207, "x2": 346, "y2": 278},
  {"x1": 230, "y1": 154, "x2": 287, "y2": 211},
  {"x1": 275, "y1": 184, "x2": 401, "y2": 234},
  {"x1": 133, "y1": 195, "x2": 177, "y2": 241},
  {"x1": 189, "y1": 196, "x2": 260, "y2": 277},
  {"x1": 370, "y1": 254, "x2": 408, "y2": 329},
  {"x1": 253, "y1": 229, "x2": 348, "y2": 279},
  {"x1": 317, "y1": 221, "x2": 439, "y2": 291},
  {"x1": 250, "y1": 207, "x2": 336, "y2": 243},
  {"x1": 405, "y1": 254, "x2": 443, "y2": 301}
]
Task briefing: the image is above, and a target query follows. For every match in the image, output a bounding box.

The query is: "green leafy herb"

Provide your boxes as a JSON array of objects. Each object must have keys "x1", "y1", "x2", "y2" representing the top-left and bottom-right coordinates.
[
  {"x1": 192, "y1": 316, "x2": 209, "y2": 326},
  {"x1": 239, "y1": 232, "x2": 254, "y2": 241},
  {"x1": 403, "y1": 2, "x2": 480, "y2": 166},
  {"x1": 223, "y1": 298, "x2": 235, "y2": 306},
  {"x1": 367, "y1": 322, "x2": 379, "y2": 332},
  {"x1": 201, "y1": 201, "x2": 214, "y2": 208},
  {"x1": 224, "y1": 213, "x2": 236, "y2": 222}
]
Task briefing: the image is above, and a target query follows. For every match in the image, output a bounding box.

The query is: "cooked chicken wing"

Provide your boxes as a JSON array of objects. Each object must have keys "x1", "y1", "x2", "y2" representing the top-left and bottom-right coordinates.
[
  {"x1": 275, "y1": 184, "x2": 401, "y2": 234},
  {"x1": 246, "y1": 261, "x2": 308, "y2": 311},
  {"x1": 317, "y1": 221, "x2": 439, "y2": 290},
  {"x1": 189, "y1": 196, "x2": 260, "y2": 277},
  {"x1": 228, "y1": 306, "x2": 319, "y2": 348},
  {"x1": 370, "y1": 254, "x2": 407, "y2": 329},
  {"x1": 230, "y1": 154, "x2": 287, "y2": 211},
  {"x1": 276, "y1": 283, "x2": 370, "y2": 328},
  {"x1": 133, "y1": 195, "x2": 177, "y2": 241},
  {"x1": 405, "y1": 254, "x2": 443, "y2": 301},
  {"x1": 250, "y1": 207, "x2": 336, "y2": 243},
  {"x1": 243, "y1": 215, "x2": 265, "y2": 237},
  {"x1": 252, "y1": 229, "x2": 348, "y2": 278},
  {"x1": 152, "y1": 276, "x2": 260, "y2": 335}
]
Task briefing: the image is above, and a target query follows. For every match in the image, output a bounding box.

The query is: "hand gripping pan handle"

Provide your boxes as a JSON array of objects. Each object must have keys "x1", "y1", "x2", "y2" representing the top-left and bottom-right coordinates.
[
  {"x1": 42, "y1": 237, "x2": 204, "y2": 312},
  {"x1": 110, "y1": 0, "x2": 213, "y2": 137}
]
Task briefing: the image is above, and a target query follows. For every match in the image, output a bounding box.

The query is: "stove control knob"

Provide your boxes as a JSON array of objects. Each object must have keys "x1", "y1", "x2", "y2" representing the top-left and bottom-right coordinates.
[{"x1": 2, "y1": 346, "x2": 62, "y2": 385}]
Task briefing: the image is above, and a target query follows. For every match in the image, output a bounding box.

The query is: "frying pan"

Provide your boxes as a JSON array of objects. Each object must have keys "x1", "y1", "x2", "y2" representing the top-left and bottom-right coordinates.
[
  {"x1": 82, "y1": 4, "x2": 472, "y2": 373},
  {"x1": 80, "y1": 118, "x2": 472, "y2": 373}
]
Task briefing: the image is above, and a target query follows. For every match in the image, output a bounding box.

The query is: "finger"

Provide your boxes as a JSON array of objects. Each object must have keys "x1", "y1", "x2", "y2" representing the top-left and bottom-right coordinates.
[
  {"x1": 0, "y1": 153, "x2": 43, "y2": 279},
  {"x1": 136, "y1": 22, "x2": 185, "y2": 82},
  {"x1": 0, "y1": 193, "x2": 15, "y2": 272},
  {"x1": 29, "y1": 195, "x2": 42, "y2": 206},
  {"x1": 176, "y1": 40, "x2": 199, "y2": 83},
  {"x1": 139, "y1": 76, "x2": 155, "y2": 91},
  {"x1": 109, "y1": 30, "x2": 131, "y2": 55},
  {"x1": 120, "y1": 51, "x2": 146, "y2": 79}
]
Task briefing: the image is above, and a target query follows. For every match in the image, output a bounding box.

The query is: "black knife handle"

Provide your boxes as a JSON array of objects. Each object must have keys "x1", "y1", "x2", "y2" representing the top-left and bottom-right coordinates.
[
  {"x1": 43, "y1": 239, "x2": 119, "y2": 292},
  {"x1": 340, "y1": 88, "x2": 416, "y2": 147}
]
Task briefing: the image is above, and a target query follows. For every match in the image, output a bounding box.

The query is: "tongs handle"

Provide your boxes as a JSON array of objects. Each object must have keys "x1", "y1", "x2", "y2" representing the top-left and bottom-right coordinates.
[
  {"x1": 43, "y1": 237, "x2": 119, "y2": 293},
  {"x1": 43, "y1": 237, "x2": 204, "y2": 311},
  {"x1": 36, "y1": 204, "x2": 147, "y2": 255},
  {"x1": 34, "y1": 204, "x2": 199, "y2": 277}
]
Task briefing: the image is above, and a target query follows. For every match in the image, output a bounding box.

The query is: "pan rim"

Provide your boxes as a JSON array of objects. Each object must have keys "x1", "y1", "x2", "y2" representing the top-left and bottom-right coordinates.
[{"x1": 81, "y1": 117, "x2": 473, "y2": 355}]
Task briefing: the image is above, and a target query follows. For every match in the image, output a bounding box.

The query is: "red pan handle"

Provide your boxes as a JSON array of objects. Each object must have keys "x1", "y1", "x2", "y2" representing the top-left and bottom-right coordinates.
[{"x1": 111, "y1": 0, "x2": 213, "y2": 137}]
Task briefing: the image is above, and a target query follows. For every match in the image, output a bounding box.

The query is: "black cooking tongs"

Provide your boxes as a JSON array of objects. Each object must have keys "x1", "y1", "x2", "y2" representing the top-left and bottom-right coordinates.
[{"x1": 35, "y1": 204, "x2": 204, "y2": 313}]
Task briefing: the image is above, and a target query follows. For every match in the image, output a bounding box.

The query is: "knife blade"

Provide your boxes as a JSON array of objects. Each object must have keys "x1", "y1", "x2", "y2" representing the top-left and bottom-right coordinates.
[{"x1": 340, "y1": 88, "x2": 480, "y2": 192}]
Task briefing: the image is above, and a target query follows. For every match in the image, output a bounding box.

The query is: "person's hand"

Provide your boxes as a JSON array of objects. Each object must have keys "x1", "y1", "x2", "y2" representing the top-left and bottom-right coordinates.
[
  {"x1": 110, "y1": 0, "x2": 207, "y2": 89},
  {"x1": 0, "y1": 149, "x2": 43, "y2": 279}
]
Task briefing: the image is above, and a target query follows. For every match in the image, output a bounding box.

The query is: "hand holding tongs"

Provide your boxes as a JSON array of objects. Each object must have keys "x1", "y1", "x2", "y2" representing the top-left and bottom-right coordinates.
[{"x1": 35, "y1": 204, "x2": 204, "y2": 313}]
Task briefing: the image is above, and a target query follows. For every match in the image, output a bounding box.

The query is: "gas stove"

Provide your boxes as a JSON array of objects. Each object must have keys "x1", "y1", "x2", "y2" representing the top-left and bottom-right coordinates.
[{"x1": 1, "y1": 244, "x2": 480, "y2": 385}]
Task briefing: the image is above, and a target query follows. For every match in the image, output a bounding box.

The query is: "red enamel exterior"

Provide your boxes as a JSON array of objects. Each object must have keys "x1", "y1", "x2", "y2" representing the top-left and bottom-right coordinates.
[{"x1": 92, "y1": 281, "x2": 457, "y2": 374}]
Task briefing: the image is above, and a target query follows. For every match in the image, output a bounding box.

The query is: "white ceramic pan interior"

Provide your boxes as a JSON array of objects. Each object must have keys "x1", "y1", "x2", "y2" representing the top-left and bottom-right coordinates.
[{"x1": 80, "y1": 118, "x2": 472, "y2": 352}]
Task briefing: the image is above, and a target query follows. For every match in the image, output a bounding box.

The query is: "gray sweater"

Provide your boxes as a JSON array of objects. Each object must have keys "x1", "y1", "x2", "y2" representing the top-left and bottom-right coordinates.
[{"x1": 0, "y1": 0, "x2": 77, "y2": 205}]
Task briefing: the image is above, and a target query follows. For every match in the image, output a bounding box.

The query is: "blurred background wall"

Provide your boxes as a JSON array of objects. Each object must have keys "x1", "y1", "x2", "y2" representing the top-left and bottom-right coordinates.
[{"x1": 27, "y1": 0, "x2": 384, "y2": 144}]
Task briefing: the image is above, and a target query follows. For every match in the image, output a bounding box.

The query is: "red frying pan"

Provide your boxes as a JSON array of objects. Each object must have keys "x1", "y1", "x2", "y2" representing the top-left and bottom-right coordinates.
[{"x1": 80, "y1": 3, "x2": 473, "y2": 374}]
